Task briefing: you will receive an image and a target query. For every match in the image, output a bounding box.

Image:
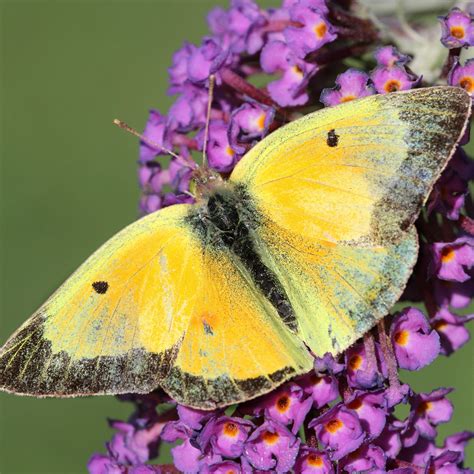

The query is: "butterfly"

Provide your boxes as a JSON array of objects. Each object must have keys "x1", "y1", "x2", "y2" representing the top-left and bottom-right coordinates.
[{"x1": 0, "y1": 86, "x2": 470, "y2": 409}]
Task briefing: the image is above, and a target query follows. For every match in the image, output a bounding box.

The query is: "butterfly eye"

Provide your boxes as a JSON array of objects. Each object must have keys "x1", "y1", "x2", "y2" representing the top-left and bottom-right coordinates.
[
  {"x1": 92, "y1": 281, "x2": 109, "y2": 294},
  {"x1": 327, "y1": 129, "x2": 339, "y2": 147}
]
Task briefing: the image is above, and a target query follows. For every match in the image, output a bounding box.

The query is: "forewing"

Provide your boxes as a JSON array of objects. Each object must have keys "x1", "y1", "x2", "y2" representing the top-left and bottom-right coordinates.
[{"x1": 230, "y1": 86, "x2": 470, "y2": 355}]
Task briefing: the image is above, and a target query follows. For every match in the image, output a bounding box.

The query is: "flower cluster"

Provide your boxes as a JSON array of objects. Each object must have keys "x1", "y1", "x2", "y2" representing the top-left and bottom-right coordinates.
[{"x1": 90, "y1": 1, "x2": 474, "y2": 472}]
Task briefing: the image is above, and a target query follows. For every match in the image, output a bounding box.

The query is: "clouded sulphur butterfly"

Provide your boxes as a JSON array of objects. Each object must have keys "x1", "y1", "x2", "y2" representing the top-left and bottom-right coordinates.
[{"x1": 0, "y1": 86, "x2": 470, "y2": 409}]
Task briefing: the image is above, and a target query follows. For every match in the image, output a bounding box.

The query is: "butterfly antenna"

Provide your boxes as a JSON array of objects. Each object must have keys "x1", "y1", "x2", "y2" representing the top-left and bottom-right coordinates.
[
  {"x1": 113, "y1": 119, "x2": 194, "y2": 168},
  {"x1": 202, "y1": 74, "x2": 215, "y2": 168}
]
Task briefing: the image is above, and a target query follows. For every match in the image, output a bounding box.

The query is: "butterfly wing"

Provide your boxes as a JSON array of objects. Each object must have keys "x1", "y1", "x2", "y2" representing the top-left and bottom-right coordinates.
[
  {"x1": 230, "y1": 86, "x2": 471, "y2": 355},
  {"x1": 0, "y1": 204, "x2": 312, "y2": 408}
]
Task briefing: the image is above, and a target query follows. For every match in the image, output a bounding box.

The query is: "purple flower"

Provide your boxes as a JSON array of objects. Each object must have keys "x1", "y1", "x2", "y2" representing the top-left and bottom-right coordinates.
[
  {"x1": 88, "y1": 454, "x2": 124, "y2": 474},
  {"x1": 207, "y1": 0, "x2": 266, "y2": 54},
  {"x1": 284, "y1": 4, "x2": 337, "y2": 58},
  {"x1": 399, "y1": 436, "x2": 437, "y2": 466},
  {"x1": 138, "y1": 162, "x2": 168, "y2": 194},
  {"x1": 392, "y1": 416, "x2": 420, "y2": 449},
  {"x1": 430, "y1": 237, "x2": 474, "y2": 282},
  {"x1": 443, "y1": 431, "x2": 474, "y2": 462},
  {"x1": 197, "y1": 119, "x2": 239, "y2": 173},
  {"x1": 260, "y1": 40, "x2": 317, "y2": 106},
  {"x1": 371, "y1": 65, "x2": 419, "y2": 94},
  {"x1": 345, "y1": 390, "x2": 387, "y2": 440},
  {"x1": 187, "y1": 38, "x2": 228, "y2": 85},
  {"x1": 299, "y1": 372, "x2": 339, "y2": 409},
  {"x1": 345, "y1": 341, "x2": 386, "y2": 389},
  {"x1": 374, "y1": 46, "x2": 410, "y2": 68},
  {"x1": 424, "y1": 450, "x2": 465, "y2": 474},
  {"x1": 168, "y1": 156, "x2": 193, "y2": 193},
  {"x1": 313, "y1": 353, "x2": 345, "y2": 376},
  {"x1": 433, "y1": 277, "x2": 474, "y2": 309},
  {"x1": 198, "y1": 416, "x2": 254, "y2": 458},
  {"x1": 293, "y1": 446, "x2": 335, "y2": 473},
  {"x1": 161, "y1": 405, "x2": 215, "y2": 443},
  {"x1": 139, "y1": 110, "x2": 171, "y2": 162},
  {"x1": 246, "y1": 7, "x2": 290, "y2": 55},
  {"x1": 259, "y1": 382, "x2": 313, "y2": 433},
  {"x1": 428, "y1": 166, "x2": 470, "y2": 220},
  {"x1": 171, "y1": 438, "x2": 221, "y2": 473},
  {"x1": 139, "y1": 194, "x2": 162, "y2": 214},
  {"x1": 201, "y1": 460, "x2": 243, "y2": 474},
  {"x1": 162, "y1": 192, "x2": 194, "y2": 208},
  {"x1": 228, "y1": 102, "x2": 274, "y2": 154},
  {"x1": 320, "y1": 69, "x2": 375, "y2": 107},
  {"x1": 243, "y1": 419, "x2": 300, "y2": 471},
  {"x1": 339, "y1": 443, "x2": 386, "y2": 473},
  {"x1": 128, "y1": 467, "x2": 165, "y2": 474},
  {"x1": 168, "y1": 42, "x2": 193, "y2": 92},
  {"x1": 439, "y1": 8, "x2": 474, "y2": 49},
  {"x1": 106, "y1": 420, "x2": 161, "y2": 466},
  {"x1": 168, "y1": 85, "x2": 208, "y2": 132},
  {"x1": 309, "y1": 404, "x2": 365, "y2": 460},
  {"x1": 410, "y1": 388, "x2": 454, "y2": 439},
  {"x1": 375, "y1": 422, "x2": 403, "y2": 459},
  {"x1": 448, "y1": 58, "x2": 474, "y2": 96},
  {"x1": 226, "y1": 0, "x2": 265, "y2": 53},
  {"x1": 390, "y1": 308, "x2": 440, "y2": 371}
]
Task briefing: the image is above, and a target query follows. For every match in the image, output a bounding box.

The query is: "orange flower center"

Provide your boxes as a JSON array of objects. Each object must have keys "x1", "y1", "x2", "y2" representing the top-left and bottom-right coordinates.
[
  {"x1": 340, "y1": 94, "x2": 356, "y2": 103},
  {"x1": 310, "y1": 374, "x2": 322, "y2": 385},
  {"x1": 349, "y1": 354, "x2": 363, "y2": 370},
  {"x1": 314, "y1": 22, "x2": 327, "y2": 39},
  {"x1": 450, "y1": 25, "x2": 465, "y2": 39},
  {"x1": 276, "y1": 395, "x2": 291, "y2": 413},
  {"x1": 347, "y1": 398, "x2": 363, "y2": 410},
  {"x1": 433, "y1": 320, "x2": 448, "y2": 331},
  {"x1": 441, "y1": 246, "x2": 456, "y2": 263},
  {"x1": 223, "y1": 422, "x2": 239, "y2": 437},
  {"x1": 394, "y1": 329, "x2": 409, "y2": 346},
  {"x1": 226, "y1": 145, "x2": 235, "y2": 157},
  {"x1": 459, "y1": 76, "x2": 474, "y2": 93},
  {"x1": 384, "y1": 79, "x2": 401, "y2": 93},
  {"x1": 292, "y1": 65, "x2": 304, "y2": 77},
  {"x1": 256, "y1": 113, "x2": 266, "y2": 130},
  {"x1": 416, "y1": 401, "x2": 433, "y2": 415},
  {"x1": 325, "y1": 418, "x2": 343, "y2": 433},
  {"x1": 307, "y1": 454, "x2": 324, "y2": 467},
  {"x1": 262, "y1": 431, "x2": 280, "y2": 445}
]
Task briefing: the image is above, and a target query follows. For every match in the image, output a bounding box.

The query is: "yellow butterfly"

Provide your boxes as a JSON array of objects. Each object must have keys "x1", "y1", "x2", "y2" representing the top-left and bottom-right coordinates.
[{"x1": 0, "y1": 86, "x2": 470, "y2": 409}]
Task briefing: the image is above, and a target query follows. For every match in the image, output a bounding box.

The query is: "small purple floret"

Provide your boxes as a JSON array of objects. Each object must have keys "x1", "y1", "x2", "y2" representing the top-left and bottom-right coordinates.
[
  {"x1": 320, "y1": 69, "x2": 375, "y2": 106},
  {"x1": 439, "y1": 8, "x2": 474, "y2": 48},
  {"x1": 390, "y1": 308, "x2": 440, "y2": 371}
]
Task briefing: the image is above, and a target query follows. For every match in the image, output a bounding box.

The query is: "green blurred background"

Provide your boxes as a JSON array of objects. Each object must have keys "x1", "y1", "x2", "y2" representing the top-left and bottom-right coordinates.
[{"x1": 0, "y1": 1, "x2": 472, "y2": 472}]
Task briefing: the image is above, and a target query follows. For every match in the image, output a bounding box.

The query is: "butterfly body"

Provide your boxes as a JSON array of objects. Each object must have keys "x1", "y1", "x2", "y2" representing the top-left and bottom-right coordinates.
[{"x1": 0, "y1": 87, "x2": 470, "y2": 408}]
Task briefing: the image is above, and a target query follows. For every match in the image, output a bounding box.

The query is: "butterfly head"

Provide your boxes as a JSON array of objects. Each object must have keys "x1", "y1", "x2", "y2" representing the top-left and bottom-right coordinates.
[{"x1": 190, "y1": 165, "x2": 225, "y2": 201}]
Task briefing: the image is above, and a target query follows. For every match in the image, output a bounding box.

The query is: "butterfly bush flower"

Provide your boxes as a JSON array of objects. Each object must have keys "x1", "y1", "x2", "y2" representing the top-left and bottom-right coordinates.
[
  {"x1": 390, "y1": 308, "x2": 440, "y2": 371},
  {"x1": 439, "y1": 8, "x2": 474, "y2": 49},
  {"x1": 320, "y1": 69, "x2": 375, "y2": 106},
  {"x1": 90, "y1": 1, "x2": 474, "y2": 472}
]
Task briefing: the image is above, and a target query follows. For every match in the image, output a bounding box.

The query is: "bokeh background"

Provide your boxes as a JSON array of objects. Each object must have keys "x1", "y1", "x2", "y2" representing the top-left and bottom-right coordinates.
[{"x1": 0, "y1": 1, "x2": 472, "y2": 473}]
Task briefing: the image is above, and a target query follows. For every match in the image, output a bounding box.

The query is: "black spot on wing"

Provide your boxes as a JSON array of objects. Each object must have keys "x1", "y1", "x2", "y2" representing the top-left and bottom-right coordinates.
[
  {"x1": 92, "y1": 281, "x2": 109, "y2": 294},
  {"x1": 327, "y1": 129, "x2": 339, "y2": 147}
]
